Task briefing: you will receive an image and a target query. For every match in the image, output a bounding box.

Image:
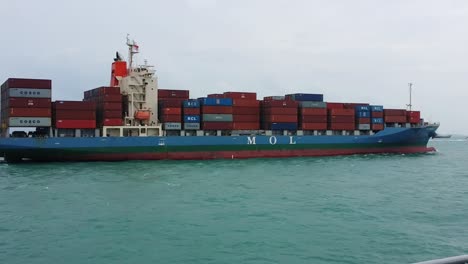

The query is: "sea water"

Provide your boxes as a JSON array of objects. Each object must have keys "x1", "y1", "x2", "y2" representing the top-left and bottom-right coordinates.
[{"x1": 1, "y1": 140, "x2": 467, "y2": 263}]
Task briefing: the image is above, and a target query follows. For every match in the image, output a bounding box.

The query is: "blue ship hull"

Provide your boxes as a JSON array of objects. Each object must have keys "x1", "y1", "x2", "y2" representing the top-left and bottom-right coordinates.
[{"x1": 0, "y1": 127, "x2": 435, "y2": 162}]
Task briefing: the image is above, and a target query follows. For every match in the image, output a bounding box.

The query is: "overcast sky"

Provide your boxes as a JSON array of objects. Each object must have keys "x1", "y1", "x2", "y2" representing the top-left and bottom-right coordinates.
[{"x1": 1, "y1": 0, "x2": 467, "y2": 134}]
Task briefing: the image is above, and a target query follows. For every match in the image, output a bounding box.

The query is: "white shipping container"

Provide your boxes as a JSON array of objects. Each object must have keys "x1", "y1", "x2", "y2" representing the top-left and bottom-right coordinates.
[
  {"x1": 184, "y1": 123, "x2": 200, "y2": 130},
  {"x1": 164, "y1": 122, "x2": 182, "y2": 130},
  {"x1": 8, "y1": 88, "x2": 52, "y2": 98},
  {"x1": 8, "y1": 117, "x2": 51, "y2": 127},
  {"x1": 358, "y1": 124, "x2": 371, "y2": 130}
]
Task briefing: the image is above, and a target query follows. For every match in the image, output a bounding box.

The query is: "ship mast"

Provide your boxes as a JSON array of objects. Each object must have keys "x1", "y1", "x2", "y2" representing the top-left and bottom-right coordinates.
[
  {"x1": 126, "y1": 34, "x2": 139, "y2": 70},
  {"x1": 407, "y1": 82, "x2": 413, "y2": 112}
]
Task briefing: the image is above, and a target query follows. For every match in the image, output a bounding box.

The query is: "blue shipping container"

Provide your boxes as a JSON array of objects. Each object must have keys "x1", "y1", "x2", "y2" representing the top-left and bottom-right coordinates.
[
  {"x1": 269, "y1": 122, "x2": 298, "y2": 131},
  {"x1": 356, "y1": 111, "x2": 371, "y2": 118},
  {"x1": 287, "y1": 93, "x2": 323, "y2": 102},
  {"x1": 198, "y1": 97, "x2": 233, "y2": 106},
  {"x1": 370, "y1": 105, "x2": 384, "y2": 112},
  {"x1": 184, "y1": 115, "x2": 200, "y2": 123},
  {"x1": 355, "y1": 105, "x2": 370, "y2": 111},
  {"x1": 183, "y1": 100, "x2": 200, "y2": 108},
  {"x1": 371, "y1": 118, "x2": 384, "y2": 124}
]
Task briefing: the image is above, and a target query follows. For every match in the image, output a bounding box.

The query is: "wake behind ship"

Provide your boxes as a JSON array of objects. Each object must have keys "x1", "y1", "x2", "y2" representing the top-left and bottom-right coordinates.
[{"x1": 0, "y1": 38, "x2": 437, "y2": 162}]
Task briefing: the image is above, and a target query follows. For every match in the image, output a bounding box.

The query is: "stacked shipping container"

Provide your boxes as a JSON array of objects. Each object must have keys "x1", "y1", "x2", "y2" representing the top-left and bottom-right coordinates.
[
  {"x1": 384, "y1": 109, "x2": 407, "y2": 123},
  {"x1": 327, "y1": 103, "x2": 355, "y2": 131},
  {"x1": 53, "y1": 101, "x2": 96, "y2": 129},
  {"x1": 84, "y1": 86, "x2": 123, "y2": 126},
  {"x1": 158, "y1": 89, "x2": 189, "y2": 130},
  {"x1": 199, "y1": 98, "x2": 233, "y2": 130},
  {"x1": 370, "y1": 105, "x2": 384, "y2": 130},
  {"x1": 1, "y1": 78, "x2": 52, "y2": 128},
  {"x1": 354, "y1": 105, "x2": 371, "y2": 130},
  {"x1": 183, "y1": 99, "x2": 201, "y2": 130},
  {"x1": 262, "y1": 97, "x2": 298, "y2": 130},
  {"x1": 287, "y1": 93, "x2": 326, "y2": 131},
  {"x1": 406, "y1": 111, "x2": 421, "y2": 124},
  {"x1": 225, "y1": 92, "x2": 260, "y2": 130}
]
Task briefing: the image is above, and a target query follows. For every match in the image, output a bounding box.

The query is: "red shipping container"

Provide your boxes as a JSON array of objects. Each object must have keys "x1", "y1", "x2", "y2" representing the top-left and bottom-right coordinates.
[
  {"x1": 183, "y1": 108, "x2": 201, "y2": 115},
  {"x1": 301, "y1": 108, "x2": 327, "y2": 116},
  {"x1": 202, "y1": 122, "x2": 233, "y2": 130},
  {"x1": 55, "y1": 110, "x2": 95, "y2": 120},
  {"x1": 223, "y1": 92, "x2": 257, "y2": 100},
  {"x1": 101, "y1": 111, "x2": 122, "y2": 118},
  {"x1": 329, "y1": 123, "x2": 355, "y2": 130},
  {"x1": 372, "y1": 124, "x2": 384, "y2": 130},
  {"x1": 384, "y1": 116, "x2": 407, "y2": 123},
  {"x1": 371, "y1": 112, "x2": 384, "y2": 118},
  {"x1": 329, "y1": 116, "x2": 355, "y2": 123},
  {"x1": 329, "y1": 108, "x2": 354, "y2": 116},
  {"x1": 232, "y1": 122, "x2": 260, "y2": 130},
  {"x1": 99, "y1": 86, "x2": 120, "y2": 95},
  {"x1": 102, "y1": 118, "x2": 123, "y2": 126},
  {"x1": 202, "y1": 106, "x2": 233, "y2": 114},
  {"x1": 7, "y1": 98, "x2": 51, "y2": 108},
  {"x1": 262, "y1": 100, "x2": 298, "y2": 108},
  {"x1": 266, "y1": 115, "x2": 297, "y2": 123},
  {"x1": 301, "y1": 123, "x2": 328, "y2": 130},
  {"x1": 5, "y1": 78, "x2": 51, "y2": 89},
  {"x1": 233, "y1": 115, "x2": 260, "y2": 122},
  {"x1": 407, "y1": 111, "x2": 420, "y2": 120},
  {"x1": 161, "y1": 114, "x2": 181, "y2": 122},
  {"x1": 263, "y1": 96, "x2": 288, "y2": 101},
  {"x1": 384, "y1": 109, "x2": 406, "y2": 116},
  {"x1": 263, "y1": 107, "x2": 297, "y2": 115},
  {"x1": 207, "y1": 93, "x2": 224, "y2": 98},
  {"x1": 343, "y1": 103, "x2": 369, "y2": 109},
  {"x1": 407, "y1": 117, "x2": 420, "y2": 124},
  {"x1": 232, "y1": 107, "x2": 259, "y2": 115},
  {"x1": 232, "y1": 99, "x2": 260, "y2": 107},
  {"x1": 102, "y1": 102, "x2": 122, "y2": 111},
  {"x1": 55, "y1": 119, "x2": 96, "y2": 129},
  {"x1": 100, "y1": 94, "x2": 122, "y2": 102},
  {"x1": 54, "y1": 101, "x2": 96, "y2": 111},
  {"x1": 8, "y1": 108, "x2": 51, "y2": 117},
  {"x1": 161, "y1": 108, "x2": 182, "y2": 115},
  {"x1": 158, "y1": 89, "x2": 189, "y2": 99},
  {"x1": 357, "y1": 118, "x2": 371, "y2": 124},
  {"x1": 301, "y1": 116, "x2": 328, "y2": 123},
  {"x1": 158, "y1": 98, "x2": 184, "y2": 107},
  {"x1": 326, "y1": 102, "x2": 344, "y2": 109}
]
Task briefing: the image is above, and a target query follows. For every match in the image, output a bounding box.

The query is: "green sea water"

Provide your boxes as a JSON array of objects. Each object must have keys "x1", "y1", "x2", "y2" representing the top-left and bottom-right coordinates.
[{"x1": 0, "y1": 139, "x2": 467, "y2": 264}]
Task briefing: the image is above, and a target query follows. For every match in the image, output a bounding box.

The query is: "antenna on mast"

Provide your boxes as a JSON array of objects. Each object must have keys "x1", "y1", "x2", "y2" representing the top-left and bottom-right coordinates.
[
  {"x1": 407, "y1": 83, "x2": 413, "y2": 112},
  {"x1": 126, "y1": 34, "x2": 139, "y2": 70}
]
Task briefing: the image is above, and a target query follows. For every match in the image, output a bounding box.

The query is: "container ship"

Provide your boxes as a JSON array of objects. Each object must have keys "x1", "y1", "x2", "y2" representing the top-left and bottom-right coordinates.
[{"x1": 0, "y1": 39, "x2": 437, "y2": 162}]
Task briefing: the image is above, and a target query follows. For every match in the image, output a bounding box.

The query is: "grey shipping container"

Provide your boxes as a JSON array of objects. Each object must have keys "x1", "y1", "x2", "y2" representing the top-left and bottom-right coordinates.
[
  {"x1": 202, "y1": 114, "x2": 233, "y2": 122},
  {"x1": 358, "y1": 124, "x2": 371, "y2": 130},
  {"x1": 8, "y1": 117, "x2": 51, "y2": 127},
  {"x1": 164, "y1": 122, "x2": 182, "y2": 130},
  {"x1": 184, "y1": 123, "x2": 200, "y2": 130},
  {"x1": 8, "y1": 88, "x2": 52, "y2": 98},
  {"x1": 299, "y1": 101, "x2": 327, "y2": 108}
]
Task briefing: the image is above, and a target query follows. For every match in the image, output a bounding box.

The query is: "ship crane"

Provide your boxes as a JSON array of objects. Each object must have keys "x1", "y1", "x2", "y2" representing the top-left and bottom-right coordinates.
[{"x1": 104, "y1": 36, "x2": 162, "y2": 137}]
